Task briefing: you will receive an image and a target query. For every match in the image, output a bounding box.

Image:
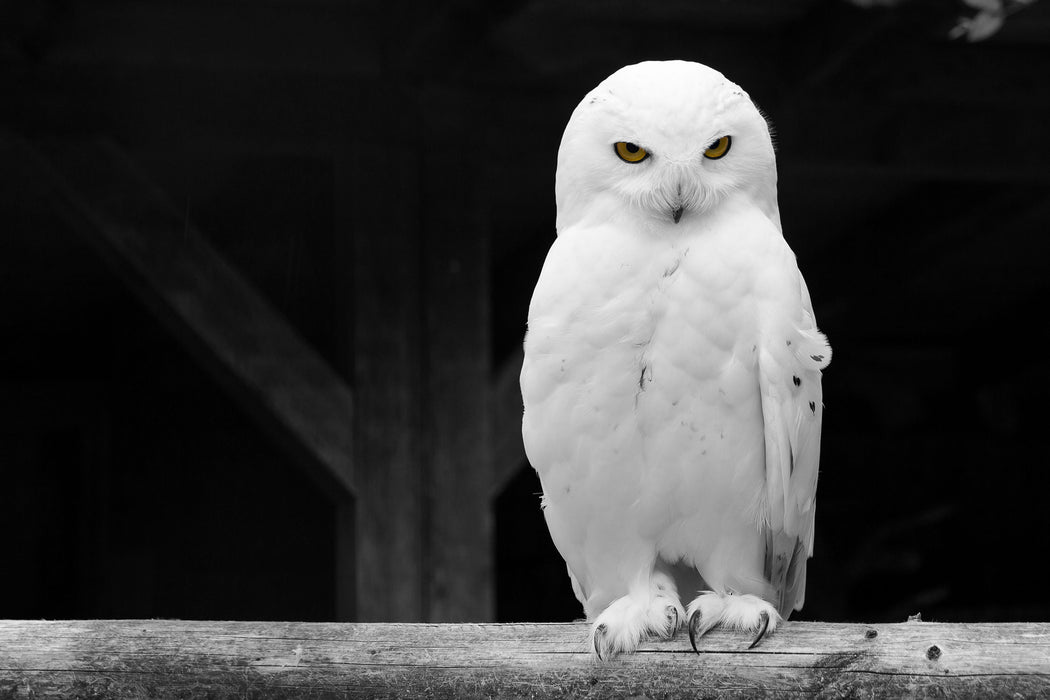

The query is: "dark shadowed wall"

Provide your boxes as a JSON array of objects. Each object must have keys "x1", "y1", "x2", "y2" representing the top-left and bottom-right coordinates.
[{"x1": 2, "y1": 0, "x2": 1049, "y2": 624}]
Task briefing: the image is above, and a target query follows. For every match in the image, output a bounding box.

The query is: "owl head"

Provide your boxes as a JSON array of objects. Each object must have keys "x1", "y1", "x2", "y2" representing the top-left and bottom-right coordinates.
[{"x1": 555, "y1": 60, "x2": 778, "y2": 232}]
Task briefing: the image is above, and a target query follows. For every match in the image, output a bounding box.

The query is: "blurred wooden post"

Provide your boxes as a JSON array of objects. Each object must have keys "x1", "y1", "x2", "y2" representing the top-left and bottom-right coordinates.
[
  {"x1": 13, "y1": 137, "x2": 357, "y2": 503},
  {"x1": 9, "y1": 135, "x2": 362, "y2": 620},
  {"x1": 420, "y1": 86, "x2": 494, "y2": 622},
  {"x1": 13, "y1": 120, "x2": 497, "y2": 622},
  {"x1": 338, "y1": 90, "x2": 427, "y2": 622},
  {"x1": 338, "y1": 80, "x2": 494, "y2": 622}
]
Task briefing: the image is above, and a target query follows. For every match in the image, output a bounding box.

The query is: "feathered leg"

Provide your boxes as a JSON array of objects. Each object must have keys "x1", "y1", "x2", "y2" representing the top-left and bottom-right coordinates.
[{"x1": 590, "y1": 569, "x2": 685, "y2": 659}]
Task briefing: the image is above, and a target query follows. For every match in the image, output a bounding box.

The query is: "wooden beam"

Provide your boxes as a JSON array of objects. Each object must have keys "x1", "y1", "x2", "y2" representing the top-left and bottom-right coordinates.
[
  {"x1": 2, "y1": 620, "x2": 1047, "y2": 697},
  {"x1": 7, "y1": 135, "x2": 356, "y2": 501},
  {"x1": 339, "y1": 93, "x2": 426, "y2": 622},
  {"x1": 419, "y1": 86, "x2": 494, "y2": 622}
]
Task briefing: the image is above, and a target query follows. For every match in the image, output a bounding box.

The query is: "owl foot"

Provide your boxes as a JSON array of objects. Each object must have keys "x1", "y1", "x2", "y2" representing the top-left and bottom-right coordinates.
[
  {"x1": 591, "y1": 588, "x2": 685, "y2": 659},
  {"x1": 685, "y1": 591, "x2": 781, "y2": 652}
]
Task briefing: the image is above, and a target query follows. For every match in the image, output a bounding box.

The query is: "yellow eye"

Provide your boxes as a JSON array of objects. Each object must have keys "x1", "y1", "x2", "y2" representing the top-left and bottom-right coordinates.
[
  {"x1": 614, "y1": 141, "x2": 649, "y2": 163},
  {"x1": 703, "y1": 135, "x2": 731, "y2": 160}
]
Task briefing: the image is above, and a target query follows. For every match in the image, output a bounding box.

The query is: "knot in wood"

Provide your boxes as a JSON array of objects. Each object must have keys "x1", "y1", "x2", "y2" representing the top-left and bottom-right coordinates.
[{"x1": 926, "y1": 644, "x2": 942, "y2": 661}]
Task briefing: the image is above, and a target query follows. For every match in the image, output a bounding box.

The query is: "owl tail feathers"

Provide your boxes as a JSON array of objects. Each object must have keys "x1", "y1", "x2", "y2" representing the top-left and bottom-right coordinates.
[
  {"x1": 764, "y1": 529, "x2": 809, "y2": 617},
  {"x1": 792, "y1": 326, "x2": 832, "y2": 372}
]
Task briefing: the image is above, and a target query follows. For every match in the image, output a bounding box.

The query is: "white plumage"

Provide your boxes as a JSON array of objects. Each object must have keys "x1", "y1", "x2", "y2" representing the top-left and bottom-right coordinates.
[{"x1": 520, "y1": 60, "x2": 831, "y2": 658}]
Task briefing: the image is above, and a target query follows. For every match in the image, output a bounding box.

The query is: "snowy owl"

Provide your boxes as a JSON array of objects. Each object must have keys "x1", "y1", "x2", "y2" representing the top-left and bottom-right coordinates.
[{"x1": 520, "y1": 60, "x2": 831, "y2": 658}]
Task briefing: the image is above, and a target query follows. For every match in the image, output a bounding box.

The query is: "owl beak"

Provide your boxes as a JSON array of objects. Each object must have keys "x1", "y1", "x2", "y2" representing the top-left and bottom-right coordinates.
[{"x1": 671, "y1": 206, "x2": 683, "y2": 224}]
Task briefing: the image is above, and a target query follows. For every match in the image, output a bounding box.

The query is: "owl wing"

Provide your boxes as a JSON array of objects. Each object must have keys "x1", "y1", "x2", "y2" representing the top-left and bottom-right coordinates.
[{"x1": 758, "y1": 271, "x2": 831, "y2": 617}]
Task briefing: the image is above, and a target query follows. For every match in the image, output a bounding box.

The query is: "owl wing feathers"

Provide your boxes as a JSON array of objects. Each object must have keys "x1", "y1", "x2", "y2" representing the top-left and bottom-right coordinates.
[{"x1": 758, "y1": 271, "x2": 831, "y2": 616}]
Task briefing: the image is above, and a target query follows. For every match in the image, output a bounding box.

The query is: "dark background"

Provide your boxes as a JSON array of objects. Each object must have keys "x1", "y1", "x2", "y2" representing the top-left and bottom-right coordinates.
[{"x1": 2, "y1": 0, "x2": 1049, "y2": 625}]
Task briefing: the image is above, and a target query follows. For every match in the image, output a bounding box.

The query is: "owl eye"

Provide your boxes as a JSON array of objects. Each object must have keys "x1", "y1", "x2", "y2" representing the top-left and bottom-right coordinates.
[
  {"x1": 703, "y1": 135, "x2": 732, "y2": 160},
  {"x1": 614, "y1": 142, "x2": 649, "y2": 163}
]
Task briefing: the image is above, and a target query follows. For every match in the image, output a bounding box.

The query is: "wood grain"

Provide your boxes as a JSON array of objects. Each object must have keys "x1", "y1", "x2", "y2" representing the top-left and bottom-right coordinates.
[{"x1": 1, "y1": 620, "x2": 1047, "y2": 698}]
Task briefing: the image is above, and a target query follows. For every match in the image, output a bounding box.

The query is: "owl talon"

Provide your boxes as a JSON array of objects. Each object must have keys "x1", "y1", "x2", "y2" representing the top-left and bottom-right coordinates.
[
  {"x1": 686, "y1": 591, "x2": 779, "y2": 654},
  {"x1": 688, "y1": 609, "x2": 703, "y2": 654},
  {"x1": 666, "y1": 605, "x2": 679, "y2": 634},
  {"x1": 594, "y1": 623, "x2": 607, "y2": 660},
  {"x1": 748, "y1": 611, "x2": 770, "y2": 650}
]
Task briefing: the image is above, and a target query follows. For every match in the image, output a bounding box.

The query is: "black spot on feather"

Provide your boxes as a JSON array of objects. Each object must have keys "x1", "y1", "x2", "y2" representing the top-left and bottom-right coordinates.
[
  {"x1": 792, "y1": 375, "x2": 800, "y2": 387},
  {"x1": 809, "y1": 401, "x2": 816, "y2": 414},
  {"x1": 810, "y1": 354, "x2": 824, "y2": 362}
]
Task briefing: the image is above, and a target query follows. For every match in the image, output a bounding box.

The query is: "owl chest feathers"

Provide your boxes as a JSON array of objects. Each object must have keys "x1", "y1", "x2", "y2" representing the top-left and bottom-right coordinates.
[{"x1": 522, "y1": 203, "x2": 791, "y2": 501}]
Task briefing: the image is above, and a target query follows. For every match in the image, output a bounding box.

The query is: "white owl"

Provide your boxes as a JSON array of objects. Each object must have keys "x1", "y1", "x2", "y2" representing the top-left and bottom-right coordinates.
[{"x1": 520, "y1": 60, "x2": 831, "y2": 658}]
